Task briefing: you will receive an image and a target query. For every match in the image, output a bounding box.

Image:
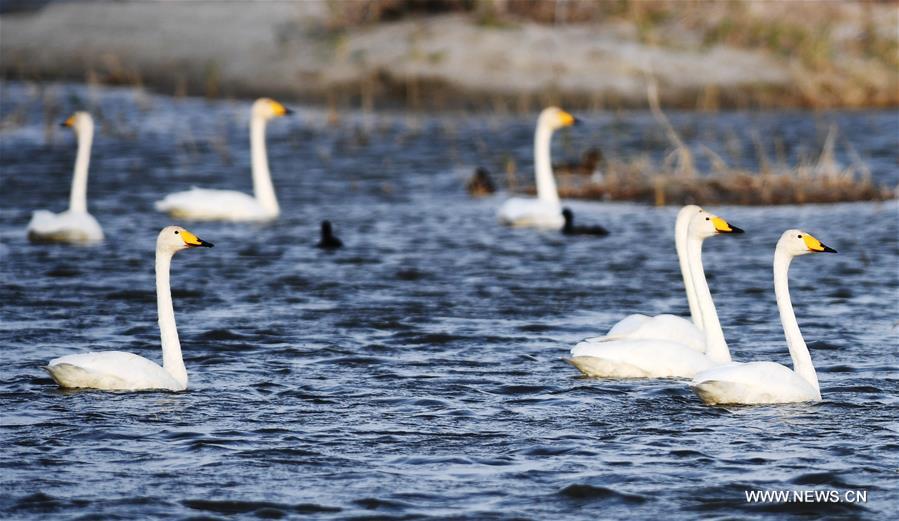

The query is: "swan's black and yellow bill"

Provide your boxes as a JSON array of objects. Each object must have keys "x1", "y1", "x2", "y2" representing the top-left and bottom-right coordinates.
[
  {"x1": 803, "y1": 234, "x2": 836, "y2": 253},
  {"x1": 270, "y1": 99, "x2": 293, "y2": 117},
  {"x1": 181, "y1": 229, "x2": 214, "y2": 248},
  {"x1": 60, "y1": 115, "x2": 76, "y2": 128},
  {"x1": 712, "y1": 216, "x2": 743, "y2": 234},
  {"x1": 559, "y1": 110, "x2": 580, "y2": 127}
]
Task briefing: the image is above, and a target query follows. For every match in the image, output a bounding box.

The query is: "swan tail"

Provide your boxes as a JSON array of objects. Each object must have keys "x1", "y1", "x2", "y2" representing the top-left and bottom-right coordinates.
[
  {"x1": 689, "y1": 380, "x2": 730, "y2": 405},
  {"x1": 45, "y1": 363, "x2": 87, "y2": 388}
]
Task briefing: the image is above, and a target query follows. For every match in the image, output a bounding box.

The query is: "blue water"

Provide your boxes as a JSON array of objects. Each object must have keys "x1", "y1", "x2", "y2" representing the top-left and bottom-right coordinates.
[{"x1": 1, "y1": 82, "x2": 898, "y2": 519}]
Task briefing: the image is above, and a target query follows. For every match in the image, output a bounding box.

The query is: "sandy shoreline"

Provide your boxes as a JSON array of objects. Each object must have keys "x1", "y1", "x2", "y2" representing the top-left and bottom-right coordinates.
[{"x1": 2, "y1": 1, "x2": 896, "y2": 110}]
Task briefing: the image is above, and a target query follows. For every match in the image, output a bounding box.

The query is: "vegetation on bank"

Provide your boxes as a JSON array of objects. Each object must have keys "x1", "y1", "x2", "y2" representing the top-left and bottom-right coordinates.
[
  {"x1": 327, "y1": 0, "x2": 898, "y2": 109},
  {"x1": 2, "y1": 1, "x2": 896, "y2": 110}
]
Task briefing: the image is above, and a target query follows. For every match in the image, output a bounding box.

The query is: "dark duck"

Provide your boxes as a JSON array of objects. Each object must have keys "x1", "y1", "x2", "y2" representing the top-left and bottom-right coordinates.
[
  {"x1": 554, "y1": 147, "x2": 603, "y2": 176},
  {"x1": 561, "y1": 208, "x2": 609, "y2": 236},
  {"x1": 316, "y1": 220, "x2": 343, "y2": 249},
  {"x1": 466, "y1": 167, "x2": 496, "y2": 197}
]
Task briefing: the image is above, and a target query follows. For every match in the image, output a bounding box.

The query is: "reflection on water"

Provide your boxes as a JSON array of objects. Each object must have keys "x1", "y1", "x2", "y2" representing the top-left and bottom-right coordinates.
[{"x1": 1, "y1": 82, "x2": 897, "y2": 519}]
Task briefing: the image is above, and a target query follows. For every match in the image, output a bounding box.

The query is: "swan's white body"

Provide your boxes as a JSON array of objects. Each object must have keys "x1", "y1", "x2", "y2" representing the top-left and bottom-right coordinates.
[
  {"x1": 583, "y1": 206, "x2": 706, "y2": 352},
  {"x1": 155, "y1": 98, "x2": 290, "y2": 222},
  {"x1": 27, "y1": 210, "x2": 103, "y2": 244},
  {"x1": 156, "y1": 188, "x2": 272, "y2": 221},
  {"x1": 27, "y1": 112, "x2": 104, "y2": 244},
  {"x1": 691, "y1": 361, "x2": 819, "y2": 405},
  {"x1": 569, "y1": 211, "x2": 741, "y2": 378},
  {"x1": 691, "y1": 230, "x2": 834, "y2": 405},
  {"x1": 569, "y1": 338, "x2": 717, "y2": 378},
  {"x1": 498, "y1": 107, "x2": 576, "y2": 229},
  {"x1": 46, "y1": 352, "x2": 184, "y2": 391},
  {"x1": 498, "y1": 198, "x2": 564, "y2": 229},
  {"x1": 45, "y1": 226, "x2": 213, "y2": 391}
]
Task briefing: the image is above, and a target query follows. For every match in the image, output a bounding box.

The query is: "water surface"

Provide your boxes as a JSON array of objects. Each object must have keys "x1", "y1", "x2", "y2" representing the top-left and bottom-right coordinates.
[{"x1": 1, "y1": 82, "x2": 897, "y2": 519}]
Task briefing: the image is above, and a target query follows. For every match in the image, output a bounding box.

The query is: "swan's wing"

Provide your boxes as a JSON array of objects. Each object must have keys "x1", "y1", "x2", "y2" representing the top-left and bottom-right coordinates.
[
  {"x1": 155, "y1": 188, "x2": 267, "y2": 221},
  {"x1": 603, "y1": 314, "x2": 704, "y2": 352},
  {"x1": 570, "y1": 338, "x2": 714, "y2": 378},
  {"x1": 47, "y1": 351, "x2": 179, "y2": 391},
  {"x1": 692, "y1": 361, "x2": 792, "y2": 385},
  {"x1": 690, "y1": 361, "x2": 820, "y2": 404},
  {"x1": 27, "y1": 210, "x2": 104, "y2": 243},
  {"x1": 605, "y1": 313, "x2": 651, "y2": 336},
  {"x1": 497, "y1": 198, "x2": 563, "y2": 228}
]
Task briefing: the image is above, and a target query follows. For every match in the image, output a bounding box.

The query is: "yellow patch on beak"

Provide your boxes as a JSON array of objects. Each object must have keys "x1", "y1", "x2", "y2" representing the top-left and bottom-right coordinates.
[
  {"x1": 803, "y1": 234, "x2": 831, "y2": 252},
  {"x1": 180, "y1": 229, "x2": 205, "y2": 247},
  {"x1": 558, "y1": 111, "x2": 576, "y2": 127},
  {"x1": 712, "y1": 216, "x2": 735, "y2": 233},
  {"x1": 63, "y1": 115, "x2": 76, "y2": 127},
  {"x1": 270, "y1": 100, "x2": 288, "y2": 117}
]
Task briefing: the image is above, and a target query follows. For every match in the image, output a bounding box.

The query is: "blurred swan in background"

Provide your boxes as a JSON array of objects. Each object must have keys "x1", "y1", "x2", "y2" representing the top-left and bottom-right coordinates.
[
  {"x1": 691, "y1": 230, "x2": 836, "y2": 405},
  {"x1": 27, "y1": 112, "x2": 104, "y2": 244},
  {"x1": 497, "y1": 107, "x2": 578, "y2": 229},
  {"x1": 568, "y1": 210, "x2": 743, "y2": 378},
  {"x1": 585, "y1": 205, "x2": 708, "y2": 352},
  {"x1": 155, "y1": 98, "x2": 292, "y2": 221},
  {"x1": 45, "y1": 226, "x2": 213, "y2": 391}
]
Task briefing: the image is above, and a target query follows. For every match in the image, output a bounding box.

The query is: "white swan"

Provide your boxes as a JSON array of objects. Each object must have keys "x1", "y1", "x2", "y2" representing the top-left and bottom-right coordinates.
[
  {"x1": 690, "y1": 230, "x2": 836, "y2": 405},
  {"x1": 568, "y1": 210, "x2": 742, "y2": 378},
  {"x1": 497, "y1": 107, "x2": 578, "y2": 229},
  {"x1": 583, "y1": 205, "x2": 707, "y2": 352},
  {"x1": 45, "y1": 226, "x2": 213, "y2": 391},
  {"x1": 26, "y1": 112, "x2": 104, "y2": 244},
  {"x1": 155, "y1": 98, "x2": 292, "y2": 221}
]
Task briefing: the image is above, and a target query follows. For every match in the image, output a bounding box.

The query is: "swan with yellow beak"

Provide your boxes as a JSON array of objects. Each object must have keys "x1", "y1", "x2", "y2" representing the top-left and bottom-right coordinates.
[
  {"x1": 27, "y1": 112, "x2": 104, "y2": 244},
  {"x1": 155, "y1": 98, "x2": 293, "y2": 221},
  {"x1": 569, "y1": 210, "x2": 744, "y2": 379},
  {"x1": 45, "y1": 226, "x2": 213, "y2": 391},
  {"x1": 498, "y1": 107, "x2": 579, "y2": 229},
  {"x1": 690, "y1": 229, "x2": 837, "y2": 404}
]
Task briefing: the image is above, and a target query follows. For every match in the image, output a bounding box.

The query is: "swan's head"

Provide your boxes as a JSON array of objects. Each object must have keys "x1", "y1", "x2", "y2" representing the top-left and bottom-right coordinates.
[
  {"x1": 539, "y1": 107, "x2": 579, "y2": 131},
  {"x1": 61, "y1": 111, "x2": 93, "y2": 135},
  {"x1": 780, "y1": 229, "x2": 837, "y2": 256},
  {"x1": 677, "y1": 204, "x2": 703, "y2": 221},
  {"x1": 252, "y1": 98, "x2": 293, "y2": 120},
  {"x1": 690, "y1": 209, "x2": 744, "y2": 239},
  {"x1": 157, "y1": 226, "x2": 214, "y2": 254}
]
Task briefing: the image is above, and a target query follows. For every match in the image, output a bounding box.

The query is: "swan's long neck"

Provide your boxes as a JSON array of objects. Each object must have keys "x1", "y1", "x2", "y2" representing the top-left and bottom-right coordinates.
[
  {"x1": 688, "y1": 235, "x2": 731, "y2": 363},
  {"x1": 250, "y1": 116, "x2": 279, "y2": 216},
  {"x1": 534, "y1": 123, "x2": 559, "y2": 205},
  {"x1": 675, "y1": 211, "x2": 702, "y2": 330},
  {"x1": 156, "y1": 249, "x2": 187, "y2": 390},
  {"x1": 68, "y1": 124, "x2": 93, "y2": 213},
  {"x1": 774, "y1": 247, "x2": 819, "y2": 391}
]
